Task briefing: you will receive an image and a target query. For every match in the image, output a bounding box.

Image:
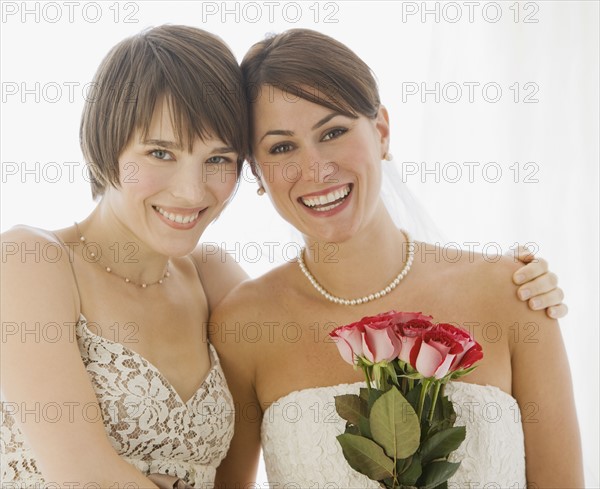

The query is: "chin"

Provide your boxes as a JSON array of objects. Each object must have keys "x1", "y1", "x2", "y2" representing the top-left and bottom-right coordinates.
[
  {"x1": 162, "y1": 241, "x2": 200, "y2": 258},
  {"x1": 304, "y1": 224, "x2": 358, "y2": 244}
]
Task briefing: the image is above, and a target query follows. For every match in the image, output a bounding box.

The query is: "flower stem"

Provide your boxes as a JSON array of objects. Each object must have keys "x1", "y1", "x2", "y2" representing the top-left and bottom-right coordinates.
[
  {"x1": 428, "y1": 381, "x2": 442, "y2": 425},
  {"x1": 362, "y1": 364, "x2": 372, "y2": 393},
  {"x1": 417, "y1": 379, "x2": 431, "y2": 420}
]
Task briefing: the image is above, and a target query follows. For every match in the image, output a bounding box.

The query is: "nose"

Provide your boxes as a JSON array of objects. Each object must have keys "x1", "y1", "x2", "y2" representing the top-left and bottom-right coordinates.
[
  {"x1": 298, "y1": 145, "x2": 337, "y2": 184},
  {"x1": 169, "y1": 160, "x2": 207, "y2": 203}
]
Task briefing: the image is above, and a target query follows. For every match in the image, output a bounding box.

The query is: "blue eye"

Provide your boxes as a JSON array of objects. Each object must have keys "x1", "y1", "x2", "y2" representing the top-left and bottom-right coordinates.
[
  {"x1": 151, "y1": 149, "x2": 173, "y2": 160},
  {"x1": 206, "y1": 156, "x2": 232, "y2": 164},
  {"x1": 322, "y1": 128, "x2": 347, "y2": 141}
]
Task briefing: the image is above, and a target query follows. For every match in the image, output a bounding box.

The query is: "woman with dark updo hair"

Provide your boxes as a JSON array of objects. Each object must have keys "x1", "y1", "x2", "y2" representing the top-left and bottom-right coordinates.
[{"x1": 211, "y1": 29, "x2": 583, "y2": 488}]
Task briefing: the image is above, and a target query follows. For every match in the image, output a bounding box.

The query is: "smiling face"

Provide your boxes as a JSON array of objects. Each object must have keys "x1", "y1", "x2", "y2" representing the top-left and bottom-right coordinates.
[
  {"x1": 252, "y1": 86, "x2": 390, "y2": 243},
  {"x1": 102, "y1": 97, "x2": 239, "y2": 257}
]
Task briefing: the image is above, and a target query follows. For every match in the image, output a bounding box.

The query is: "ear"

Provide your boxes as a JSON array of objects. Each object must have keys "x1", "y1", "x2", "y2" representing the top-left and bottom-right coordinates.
[{"x1": 374, "y1": 105, "x2": 391, "y2": 158}]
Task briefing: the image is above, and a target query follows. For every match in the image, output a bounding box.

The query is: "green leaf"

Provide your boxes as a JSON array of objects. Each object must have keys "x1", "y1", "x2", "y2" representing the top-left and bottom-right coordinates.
[
  {"x1": 420, "y1": 426, "x2": 466, "y2": 464},
  {"x1": 359, "y1": 414, "x2": 372, "y2": 438},
  {"x1": 335, "y1": 394, "x2": 364, "y2": 426},
  {"x1": 367, "y1": 388, "x2": 384, "y2": 409},
  {"x1": 370, "y1": 387, "x2": 421, "y2": 459},
  {"x1": 336, "y1": 433, "x2": 394, "y2": 481},
  {"x1": 419, "y1": 461, "x2": 461, "y2": 489},
  {"x1": 428, "y1": 392, "x2": 457, "y2": 435},
  {"x1": 397, "y1": 454, "x2": 422, "y2": 485},
  {"x1": 450, "y1": 366, "x2": 478, "y2": 380},
  {"x1": 359, "y1": 387, "x2": 370, "y2": 402},
  {"x1": 404, "y1": 383, "x2": 423, "y2": 413},
  {"x1": 395, "y1": 456, "x2": 411, "y2": 474}
]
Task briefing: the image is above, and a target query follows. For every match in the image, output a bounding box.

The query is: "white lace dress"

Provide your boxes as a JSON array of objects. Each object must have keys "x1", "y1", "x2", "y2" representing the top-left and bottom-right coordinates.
[
  {"x1": 1, "y1": 316, "x2": 234, "y2": 487},
  {"x1": 262, "y1": 382, "x2": 526, "y2": 488}
]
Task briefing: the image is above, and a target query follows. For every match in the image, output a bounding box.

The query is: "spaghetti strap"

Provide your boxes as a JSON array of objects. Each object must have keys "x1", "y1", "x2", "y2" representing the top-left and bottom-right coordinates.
[{"x1": 47, "y1": 230, "x2": 83, "y2": 314}]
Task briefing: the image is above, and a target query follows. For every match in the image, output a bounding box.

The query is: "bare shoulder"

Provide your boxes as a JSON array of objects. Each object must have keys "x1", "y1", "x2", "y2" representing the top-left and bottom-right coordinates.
[
  {"x1": 1, "y1": 224, "x2": 80, "y2": 313},
  {"x1": 416, "y1": 240, "x2": 523, "y2": 309},
  {"x1": 208, "y1": 262, "x2": 296, "y2": 351},
  {"x1": 416, "y1": 240, "x2": 553, "y2": 348},
  {"x1": 190, "y1": 242, "x2": 249, "y2": 311},
  {"x1": 210, "y1": 263, "x2": 293, "y2": 323}
]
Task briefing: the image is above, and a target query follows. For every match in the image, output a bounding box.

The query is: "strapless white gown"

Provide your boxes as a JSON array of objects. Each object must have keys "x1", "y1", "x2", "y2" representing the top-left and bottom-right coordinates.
[{"x1": 262, "y1": 382, "x2": 526, "y2": 487}]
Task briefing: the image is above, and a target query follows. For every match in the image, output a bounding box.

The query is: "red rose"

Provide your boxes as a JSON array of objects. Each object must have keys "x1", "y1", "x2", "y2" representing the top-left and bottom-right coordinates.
[
  {"x1": 397, "y1": 318, "x2": 435, "y2": 364},
  {"x1": 435, "y1": 323, "x2": 482, "y2": 372},
  {"x1": 330, "y1": 313, "x2": 405, "y2": 365},
  {"x1": 455, "y1": 342, "x2": 483, "y2": 371},
  {"x1": 406, "y1": 323, "x2": 483, "y2": 379}
]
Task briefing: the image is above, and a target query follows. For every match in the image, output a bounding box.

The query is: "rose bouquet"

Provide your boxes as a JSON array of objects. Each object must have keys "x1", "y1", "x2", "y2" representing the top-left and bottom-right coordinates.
[{"x1": 330, "y1": 311, "x2": 483, "y2": 489}]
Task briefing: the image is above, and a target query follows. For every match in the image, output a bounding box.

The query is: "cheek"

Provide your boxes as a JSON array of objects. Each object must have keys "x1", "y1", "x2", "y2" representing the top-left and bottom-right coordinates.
[
  {"x1": 119, "y1": 165, "x2": 164, "y2": 200},
  {"x1": 205, "y1": 165, "x2": 239, "y2": 203}
]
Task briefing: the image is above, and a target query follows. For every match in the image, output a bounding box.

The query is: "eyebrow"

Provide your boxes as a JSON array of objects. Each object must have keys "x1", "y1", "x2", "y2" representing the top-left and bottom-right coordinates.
[
  {"x1": 142, "y1": 139, "x2": 183, "y2": 150},
  {"x1": 258, "y1": 112, "x2": 344, "y2": 143},
  {"x1": 142, "y1": 139, "x2": 236, "y2": 154},
  {"x1": 211, "y1": 146, "x2": 236, "y2": 154}
]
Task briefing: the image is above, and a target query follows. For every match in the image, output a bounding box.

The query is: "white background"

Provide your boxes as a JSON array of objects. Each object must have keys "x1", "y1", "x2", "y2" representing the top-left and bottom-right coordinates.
[{"x1": 1, "y1": 0, "x2": 598, "y2": 485}]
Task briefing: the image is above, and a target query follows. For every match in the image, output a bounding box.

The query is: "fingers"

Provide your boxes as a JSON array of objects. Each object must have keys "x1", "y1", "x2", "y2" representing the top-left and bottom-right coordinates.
[
  {"x1": 513, "y1": 257, "x2": 549, "y2": 284},
  {"x1": 525, "y1": 287, "x2": 565, "y2": 312},
  {"x1": 517, "y1": 272, "x2": 559, "y2": 301},
  {"x1": 546, "y1": 303, "x2": 569, "y2": 319},
  {"x1": 511, "y1": 249, "x2": 568, "y2": 319},
  {"x1": 512, "y1": 245, "x2": 537, "y2": 264}
]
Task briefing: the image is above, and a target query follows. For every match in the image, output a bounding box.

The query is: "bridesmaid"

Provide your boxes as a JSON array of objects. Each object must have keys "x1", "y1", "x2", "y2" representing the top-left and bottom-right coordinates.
[{"x1": 1, "y1": 25, "x2": 248, "y2": 488}]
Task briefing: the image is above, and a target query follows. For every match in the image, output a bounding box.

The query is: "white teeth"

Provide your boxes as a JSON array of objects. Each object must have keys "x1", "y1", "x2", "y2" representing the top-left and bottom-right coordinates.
[
  {"x1": 313, "y1": 201, "x2": 342, "y2": 212},
  {"x1": 154, "y1": 206, "x2": 201, "y2": 224},
  {"x1": 301, "y1": 185, "x2": 351, "y2": 208}
]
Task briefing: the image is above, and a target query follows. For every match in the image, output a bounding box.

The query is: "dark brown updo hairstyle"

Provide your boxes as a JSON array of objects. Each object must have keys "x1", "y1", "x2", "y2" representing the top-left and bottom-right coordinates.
[
  {"x1": 80, "y1": 25, "x2": 248, "y2": 199},
  {"x1": 240, "y1": 28, "x2": 381, "y2": 157}
]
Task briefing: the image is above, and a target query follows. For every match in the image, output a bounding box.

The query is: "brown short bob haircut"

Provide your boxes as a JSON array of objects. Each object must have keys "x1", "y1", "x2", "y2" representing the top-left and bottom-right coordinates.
[
  {"x1": 241, "y1": 28, "x2": 380, "y2": 154},
  {"x1": 81, "y1": 25, "x2": 248, "y2": 199}
]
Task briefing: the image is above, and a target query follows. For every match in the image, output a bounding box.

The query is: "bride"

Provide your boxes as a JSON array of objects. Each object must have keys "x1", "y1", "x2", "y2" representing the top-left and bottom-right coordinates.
[{"x1": 211, "y1": 29, "x2": 584, "y2": 487}]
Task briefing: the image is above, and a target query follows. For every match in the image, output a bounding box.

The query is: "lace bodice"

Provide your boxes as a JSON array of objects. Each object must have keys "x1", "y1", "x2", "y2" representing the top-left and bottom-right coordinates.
[
  {"x1": 1, "y1": 316, "x2": 234, "y2": 486},
  {"x1": 261, "y1": 381, "x2": 526, "y2": 488}
]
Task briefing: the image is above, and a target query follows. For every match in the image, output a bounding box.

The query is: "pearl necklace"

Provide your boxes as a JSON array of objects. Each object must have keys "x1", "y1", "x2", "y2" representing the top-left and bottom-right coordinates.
[
  {"x1": 297, "y1": 231, "x2": 414, "y2": 306},
  {"x1": 75, "y1": 222, "x2": 170, "y2": 288}
]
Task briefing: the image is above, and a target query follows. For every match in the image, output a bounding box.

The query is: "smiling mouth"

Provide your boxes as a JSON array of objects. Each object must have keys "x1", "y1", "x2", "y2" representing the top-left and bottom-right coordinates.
[
  {"x1": 299, "y1": 184, "x2": 353, "y2": 212},
  {"x1": 152, "y1": 206, "x2": 203, "y2": 224}
]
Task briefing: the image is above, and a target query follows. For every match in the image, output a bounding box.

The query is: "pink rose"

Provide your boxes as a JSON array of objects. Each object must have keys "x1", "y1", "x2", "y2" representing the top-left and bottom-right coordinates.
[
  {"x1": 388, "y1": 311, "x2": 434, "y2": 325},
  {"x1": 407, "y1": 323, "x2": 483, "y2": 379},
  {"x1": 435, "y1": 323, "x2": 483, "y2": 372},
  {"x1": 361, "y1": 321, "x2": 402, "y2": 364},
  {"x1": 409, "y1": 329, "x2": 463, "y2": 379},
  {"x1": 454, "y1": 342, "x2": 483, "y2": 371},
  {"x1": 330, "y1": 313, "x2": 406, "y2": 365},
  {"x1": 397, "y1": 319, "x2": 435, "y2": 363},
  {"x1": 330, "y1": 321, "x2": 366, "y2": 365}
]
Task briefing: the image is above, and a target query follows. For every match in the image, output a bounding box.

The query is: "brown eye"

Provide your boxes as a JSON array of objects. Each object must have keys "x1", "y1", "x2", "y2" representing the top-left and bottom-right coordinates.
[
  {"x1": 270, "y1": 143, "x2": 294, "y2": 154},
  {"x1": 322, "y1": 128, "x2": 347, "y2": 141}
]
